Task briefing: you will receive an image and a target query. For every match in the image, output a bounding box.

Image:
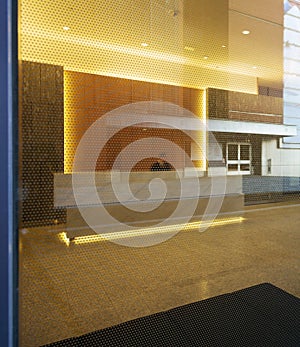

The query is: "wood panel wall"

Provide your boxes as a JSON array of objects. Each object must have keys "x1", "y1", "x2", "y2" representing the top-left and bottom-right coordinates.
[{"x1": 65, "y1": 71, "x2": 204, "y2": 172}]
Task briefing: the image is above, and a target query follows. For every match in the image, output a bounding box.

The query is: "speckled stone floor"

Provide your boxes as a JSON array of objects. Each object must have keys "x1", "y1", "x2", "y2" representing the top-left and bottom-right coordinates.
[{"x1": 19, "y1": 201, "x2": 300, "y2": 347}]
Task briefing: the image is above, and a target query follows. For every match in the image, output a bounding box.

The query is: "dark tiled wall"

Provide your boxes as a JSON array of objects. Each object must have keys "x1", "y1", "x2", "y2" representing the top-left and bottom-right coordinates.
[
  {"x1": 21, "y1": 61, "x2": 65, "y2": 227},
  {"x1": 258, "y1": 85, "x2": 283, "y2": 98},
  {"x1": 208, "y1": 88, "x2": 283, "y2": 124},
  {"x1": 207, "y1": 88, "x2": 229, "y2": 119}
]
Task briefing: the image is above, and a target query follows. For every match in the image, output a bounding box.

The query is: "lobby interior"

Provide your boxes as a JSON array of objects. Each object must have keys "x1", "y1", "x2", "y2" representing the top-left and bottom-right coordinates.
[{"x1": 18, "y1": 0, "x2": 300, "y2": 346}]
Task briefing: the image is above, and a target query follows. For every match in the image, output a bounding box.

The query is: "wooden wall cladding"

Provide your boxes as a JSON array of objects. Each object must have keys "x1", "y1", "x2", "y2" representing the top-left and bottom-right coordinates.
[
  {"x1": 207, "y1": 88, "x2": 283, "y2": 124},
  {"x1": 21, "y1": 61, "x2": 65, "y2": 227},
  {"x1": 97, "y1": 127, "x2": 191, "y2": 171},
  {"x1": 65, "y1": 71, "x2": 203, "y2": 172}
]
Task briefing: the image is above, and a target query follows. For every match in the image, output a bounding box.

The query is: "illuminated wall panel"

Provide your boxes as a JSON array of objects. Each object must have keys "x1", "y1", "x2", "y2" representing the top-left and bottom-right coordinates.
[{"x1": 64, "y1": 71, "x2": 206, "y2": 173}]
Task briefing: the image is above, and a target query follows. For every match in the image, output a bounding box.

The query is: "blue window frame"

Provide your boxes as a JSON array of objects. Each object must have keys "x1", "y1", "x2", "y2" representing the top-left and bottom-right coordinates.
[{"x1": 0, "y1": 0, "x2": 18, "y2": 345}]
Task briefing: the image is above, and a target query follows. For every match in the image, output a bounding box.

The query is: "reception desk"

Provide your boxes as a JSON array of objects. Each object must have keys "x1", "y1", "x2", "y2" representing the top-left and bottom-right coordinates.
[{"x1": 54, "y1": 170, "x2": 244, "y2": 239}]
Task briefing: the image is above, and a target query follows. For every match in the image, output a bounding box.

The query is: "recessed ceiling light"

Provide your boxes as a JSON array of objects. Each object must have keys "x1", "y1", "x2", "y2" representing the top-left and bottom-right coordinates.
[
  {"x1": 242, "y1": 30, "x2": 250, "y2": 35},
  {"x1": 184, "y1": 46, "x2": 195, "y2": 51},
  {"x1": 63, "y1": 26, "x2": 70, "y2": 31},
  {"x1": 252, "y1": 66, "x2": 257, "y2": 69},
  {"x1": 203, "y1": 56, "x2": 209, "y2": 60},
  {"x1": 222, "y1": 45, "x2": 226, "y2": 48},
  {"x1": 141, "y1": 43, "x2": 149, "y2": 47}
]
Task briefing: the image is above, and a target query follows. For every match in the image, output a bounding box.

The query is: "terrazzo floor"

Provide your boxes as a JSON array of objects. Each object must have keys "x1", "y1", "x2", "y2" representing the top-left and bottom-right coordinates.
[{"x1": 19, "y1": 201, "x2": 300, "y2": 347}]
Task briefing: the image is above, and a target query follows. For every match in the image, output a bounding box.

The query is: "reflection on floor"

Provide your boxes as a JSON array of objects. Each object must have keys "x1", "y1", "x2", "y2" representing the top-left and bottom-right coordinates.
[{"x1": 19, "y1": 201, "x2": 300, "y2": 347}]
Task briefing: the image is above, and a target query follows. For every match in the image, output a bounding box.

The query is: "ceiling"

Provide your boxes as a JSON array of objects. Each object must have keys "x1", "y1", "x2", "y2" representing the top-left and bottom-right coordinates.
[
  {"x1": 229, "y1": 0, "x2": 283, "y2": 88},
  {"x1": 20, "y1": 0, "x2": 284, "y2": 90}
]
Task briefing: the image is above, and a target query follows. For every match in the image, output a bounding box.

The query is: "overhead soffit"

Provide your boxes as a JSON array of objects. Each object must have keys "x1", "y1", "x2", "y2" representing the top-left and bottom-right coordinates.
[
  {"x1": 209, "y1": 119, "x2": 297, "y2": 136},
  {"x1": 229, "y1": 0, "x2": 283, "y2": 25},
  {"x1": 20, "y1": 0, "x2": 283, "y2": 89},
  {"x1": 21, "y1": 0, "x2": 227, "y2": 52},
  {"x1": 229, "y1": 10, "x2": 283, "y2": 87}
]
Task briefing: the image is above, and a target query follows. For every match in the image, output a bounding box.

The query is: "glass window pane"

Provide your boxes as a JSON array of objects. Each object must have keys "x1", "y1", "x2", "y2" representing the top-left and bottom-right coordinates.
[
  {"x1": 17, "y1": 1, "x2": 300, "y2": 346},
  {"x1": 228, "y1": 164, "x2": 238, "y2": 171},
  {"x1": 228, "y1": 144, "x2": 238, "y2": 160},
  {"x1": 240, "y1": 164, "x2": 250, "y2": 171},
  {"x1": 240, "y1": 145, "x2": 250, "y2": 160}
]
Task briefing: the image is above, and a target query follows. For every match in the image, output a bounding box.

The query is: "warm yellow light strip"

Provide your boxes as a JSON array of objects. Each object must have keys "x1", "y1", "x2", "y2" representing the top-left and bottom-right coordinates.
[
  {"x1": 58, "y1": 217, "x2": 245, "y2": 246},
  {"x1": 201, "y1": 88, "x2": 207, "y2": 171},
  {"x1": 193, "y1": 89, "x2": 206, "y2": 170},
  {"x1": 57, "y1": 231, "x2": 70, "y2": 247},
  {"x1": 64, "y1": 72, "x2": 75, "y2": 174}
]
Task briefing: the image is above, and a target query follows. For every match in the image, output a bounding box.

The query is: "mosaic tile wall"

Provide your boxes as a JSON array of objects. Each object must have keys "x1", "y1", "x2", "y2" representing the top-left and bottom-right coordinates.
[
  {"x1": 207, "y1": 88, "x2": 283, "y2": 123},
  {"x1": 21, "y1": 61, "x2": 65, "y2": 227}
]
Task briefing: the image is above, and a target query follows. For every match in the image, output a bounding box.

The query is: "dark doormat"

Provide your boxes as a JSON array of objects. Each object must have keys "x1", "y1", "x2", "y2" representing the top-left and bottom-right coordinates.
[{"x1": 43, "y1": 283, "x2": 300, "y2": 347}]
